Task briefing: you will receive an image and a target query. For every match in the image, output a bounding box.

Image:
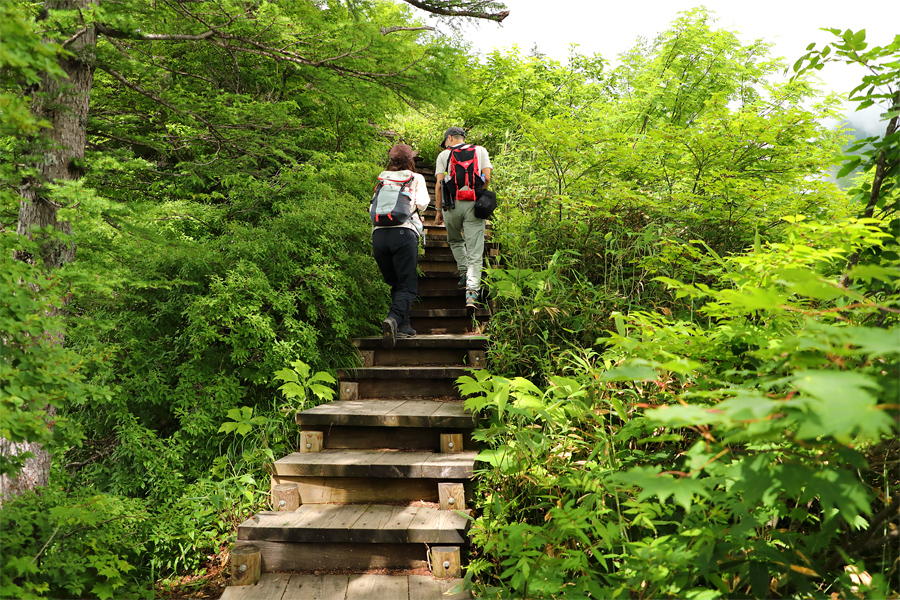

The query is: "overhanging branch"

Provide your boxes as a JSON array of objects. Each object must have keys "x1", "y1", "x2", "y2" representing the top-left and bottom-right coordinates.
[
  {"x1": 381, "y1": 25, "x2": 437, "y2": 35},
  {"x1": 401, "y1": 0, "x2": 509, "y2": 22}
]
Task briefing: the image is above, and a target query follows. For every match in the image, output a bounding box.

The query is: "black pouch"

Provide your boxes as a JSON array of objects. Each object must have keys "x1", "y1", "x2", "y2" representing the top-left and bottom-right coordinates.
[
  {"x1": 441, "y1": 179, "x2": 456, "y2": 210},
  {"x1": 474, "y1": 190, "x2": 497, "y2": 219}
]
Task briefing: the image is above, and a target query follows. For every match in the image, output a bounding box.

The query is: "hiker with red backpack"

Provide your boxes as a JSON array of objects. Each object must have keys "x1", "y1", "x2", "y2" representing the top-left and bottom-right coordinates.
[
  {"x1": 370, "y1": 144, "x2": 431, "y2": 349},
  {"x1": 433, "y1": 127, "x2": 493, "y2": 308}
]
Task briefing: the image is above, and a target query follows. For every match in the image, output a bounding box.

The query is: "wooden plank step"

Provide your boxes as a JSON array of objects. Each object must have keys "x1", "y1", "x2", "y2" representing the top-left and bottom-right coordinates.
[
  {"x1": 416, "y1": 288, "x2": 465, "y2": 297},
  {"x1": 237, "y1": 504, "x2": 470, "y2": 544},
  {"x1": 418, "y1": 261, "x2": 458, "y2": 272},
  {"x1": 360, "y1": 347, "x2": 470, "y2": 367},
  {"x1": 297, "y1": 400, "x2": 475, "y2": 429},
  {"x1": 420, "y1": 254, "x2": 458, "y2": 262},
  {"x1": 410, "y1": 308, "x2": 490, "y2": 318},
  {"x1": 220, "y1": 572, "x2": 292, "y2": 599},
  {"x1": 420, "y1": 270, "x2": 460, "y2": 279},
  {"x1": 273, "y1": 450, "x2": 477, "y2": 479},
  {"x1": 270, "y1": 474, "x2": 472, "y2": 504},
  {"x1": 234, "y1": 539, "x2": 429, "y2": 571},
  {"x1": 409, "y1": 317, "x2": 486, "y2": 336},
  {"x1": 219, "y1": 571, "x2": 470, "y2": 597},
  {"x1": 355, "y1": 376, "x2": 461, "y2": 398},
  {"x1": 318, "y1": 426, "x2": 474, "y2": 451},
  {"x1": 424, "y1": 239, "x2": 499, "y2": 248},
  {"x1": 339, "y1": 366, "x2": 471, "y2": 380},
  {"x1": 353, "y1": 335, "x2": 487, "y2": 350}
]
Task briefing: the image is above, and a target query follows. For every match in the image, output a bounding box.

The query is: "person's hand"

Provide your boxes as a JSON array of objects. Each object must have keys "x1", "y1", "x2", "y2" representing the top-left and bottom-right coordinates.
[{"x1": 434, "y1": 211, "x2": 444, "y2": 226}]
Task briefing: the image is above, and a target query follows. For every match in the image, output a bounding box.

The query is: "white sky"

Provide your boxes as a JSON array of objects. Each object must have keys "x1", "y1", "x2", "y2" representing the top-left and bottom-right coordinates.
[{"x1": 425, "y1": 0, "x2": 900, "y2": 131}]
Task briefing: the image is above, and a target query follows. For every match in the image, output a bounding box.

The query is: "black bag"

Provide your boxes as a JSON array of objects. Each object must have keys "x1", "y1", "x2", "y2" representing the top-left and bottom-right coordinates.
[{"x1": 474, "y1": 190, "x2": 497, "y2": 219}]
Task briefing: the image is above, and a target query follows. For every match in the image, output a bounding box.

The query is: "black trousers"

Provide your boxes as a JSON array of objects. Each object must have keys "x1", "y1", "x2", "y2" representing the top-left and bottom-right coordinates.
[{"x1": 372, "y1": 227, "x2": 418, "y2": 326}]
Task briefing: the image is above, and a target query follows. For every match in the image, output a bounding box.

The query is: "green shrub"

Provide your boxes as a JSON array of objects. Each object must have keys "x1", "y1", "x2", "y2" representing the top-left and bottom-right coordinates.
[
  {"x1": 463, "y1": 217, "x2": 899, "y2": 599},
  {"x1": 0, "y1": 487, "x2": 152, "y2": 600}
]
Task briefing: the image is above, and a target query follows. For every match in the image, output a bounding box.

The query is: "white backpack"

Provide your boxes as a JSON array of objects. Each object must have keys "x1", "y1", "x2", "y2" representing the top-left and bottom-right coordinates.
[{"x1": 370, "y1": 170, "x2": 414, "y2": 227}]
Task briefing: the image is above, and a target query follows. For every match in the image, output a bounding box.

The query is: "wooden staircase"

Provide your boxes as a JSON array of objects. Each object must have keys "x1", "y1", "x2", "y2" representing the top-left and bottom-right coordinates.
[{"x1": 221, "y1": 158, "x2": 493, "y2": 599}]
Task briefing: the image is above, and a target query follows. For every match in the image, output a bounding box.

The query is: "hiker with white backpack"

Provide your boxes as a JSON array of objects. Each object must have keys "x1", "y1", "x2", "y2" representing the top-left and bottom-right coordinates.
[
  {"x1": 370, "y1": 144, "x2": 431, "y2": 350},
  {"x1": 433, "y1": 127, "x2": 493, "y2": 308}
]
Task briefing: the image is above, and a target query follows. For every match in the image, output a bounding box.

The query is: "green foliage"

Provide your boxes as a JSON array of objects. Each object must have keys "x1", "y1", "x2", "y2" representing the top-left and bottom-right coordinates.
[
  {"x1": 146, "y1": 473, "x2": 268, "y2": 576},
  {"x1": 795, "y1": 30, "x2": 899, "y2": 214},
  {"x1": 484, "y1": 248, "x2": 616, "y2": 378},
  {"x1": 0, "y1": 486, "x2": 152, "y2": 600},
  {"x1": 464, "y1": 218, "x2": 899, "y2": 599},
  {"x1": 274, "y1": 359, "x2": 338, "y2": 417},
  {"x1": 0, "y1": 231, "x2": 113, "y2": 477},
  {"x1": 2, "y1": 0, "x2": 464, "y2": 593},
  {"x1": 0, "y1": 2, "x2": 66, "y2": 137}
]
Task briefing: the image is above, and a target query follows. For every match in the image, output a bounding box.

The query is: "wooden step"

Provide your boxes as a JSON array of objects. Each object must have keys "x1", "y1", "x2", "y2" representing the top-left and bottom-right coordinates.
[
  {"x1": 424, "y1": 239, "x2": 500, "y2": 250},
  {"x1": 353, "y1": 334, "x2": 487, "y2": 350},
  {"x1": 362, "y1": 347, "x2": 470, "y2": 366},
  {"x1": 220, "y1": 573, "x2": 469, "y2": 600},
  {"x1": 410, "y1": 317, "x2": 486, "y2": 335},
  {"x1": 238, "y1": 504, "x2": 470, "y2": 545},
  {"x1": 410, "y1": 308, "x2": 489, "y2": 318},
  {"x1": 420, "y1": 270, "x2": 466, "y2": 280},
  {"x1": 420, "y1": 254, "x2": 457, "y2": 262},
  {"x1": 274, "y1": 450, "x2": 477, "y2": 479},
  {"x1": 269, "y1": 474, "x2": 472, "y2": 504},
  {"x1": 339, "y1": 366, "x2": 474, "y2": 393},
  {"x1": 419, "y1": 260, "x2": 458, "y2": 272},
  {"x1": 355, "y1": 377, "x2": 460, "y2": 398},
  {"x1": 340, "y1": 366, "x2": 472, "y2": 379},
  {"x1": 298, "y1": 400, "x2": 475, "y2": 429},
  {"x1": 233, "y1": 539, "x2": 431, "y2": 571},
  {"x1": 291, "y1": 427, "x2": 474, "y2": 451}
]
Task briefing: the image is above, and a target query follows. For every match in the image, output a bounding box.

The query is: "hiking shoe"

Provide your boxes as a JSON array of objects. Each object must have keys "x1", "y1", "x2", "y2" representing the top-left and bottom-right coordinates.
[
  {"x1": 381, "y1": 316, "x2": 397, "y2": 350},
  {"x1": 457, "y1": 274, "x2": 466, "y2": 289},
  {"x1": 465, "y1": 291, "x2": 478, "y2": 308},
  {"x1": 397, "y1": 324, "x2": 417, "y2": 338}
]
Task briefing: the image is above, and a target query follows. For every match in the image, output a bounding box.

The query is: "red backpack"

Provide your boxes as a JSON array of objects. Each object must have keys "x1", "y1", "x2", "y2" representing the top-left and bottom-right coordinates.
[{"x1": 445, "y1": 144, "x2": 484, "y2": 202}]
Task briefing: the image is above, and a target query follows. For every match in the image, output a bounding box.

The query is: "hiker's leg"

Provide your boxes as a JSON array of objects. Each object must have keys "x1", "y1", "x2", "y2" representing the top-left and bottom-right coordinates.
[
  {"x1": 389, "y1": 228, "x2": 419, "y2": 326},
  {"x1": 372, "y1": 229, "x2": 398, "y2": 292},
  {"x1": 373, "y1": 229, "x2": 405, "y2": 324},
  {"x1": 443, "y1": 206, "x2": 468, "y2": 276},
  {"x1": 460, "y1": 202, "x2": 486, "y2": 292}
]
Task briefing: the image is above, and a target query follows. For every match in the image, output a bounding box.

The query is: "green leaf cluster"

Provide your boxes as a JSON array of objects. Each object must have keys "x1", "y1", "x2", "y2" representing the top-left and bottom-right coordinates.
[
  {"x1": 464, "y1": 218, "x2": 899, "y2": 599},
  {"x1": 0, "y1": 486, "x2": 151, "y2": 600}
]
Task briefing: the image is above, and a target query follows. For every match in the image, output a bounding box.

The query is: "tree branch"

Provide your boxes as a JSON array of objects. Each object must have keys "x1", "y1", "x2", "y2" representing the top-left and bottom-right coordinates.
[
  {"x1": 95, "y1": 22, "x2": 219, "y2": 41},
  {"x1": 97, "y1": 64, "x2": 232, "y2": 147},
  {"x1": 401, "y1": 0, "x2": 509, "y2": 21},
  {"x1": 863, "y1": 90, "x2": 900, "y2": 220},
  {"x1": 381, "y1": 25, "x2": 436, "y2": 35}
]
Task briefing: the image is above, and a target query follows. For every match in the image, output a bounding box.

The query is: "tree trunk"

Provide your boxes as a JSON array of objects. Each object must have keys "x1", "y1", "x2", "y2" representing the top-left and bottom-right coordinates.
[{"x1": 1, "y1": 0, "x2": 97, "y2": 501}]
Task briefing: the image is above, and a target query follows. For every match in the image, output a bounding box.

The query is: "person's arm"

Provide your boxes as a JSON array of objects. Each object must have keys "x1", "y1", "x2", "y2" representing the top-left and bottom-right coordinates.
[
  {"x1": 479, "y1": 147, "x2": 493, "y2": 186},
  {"x1": 413, "y1": 174, "x2": 430, "y2": 212},
  {"x1": 434, "y1": 173, "x2": 444, "y2": 225}
]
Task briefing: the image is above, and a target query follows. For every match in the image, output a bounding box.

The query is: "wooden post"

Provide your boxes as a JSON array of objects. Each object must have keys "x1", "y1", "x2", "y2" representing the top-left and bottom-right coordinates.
[
  {"x1": 431, "y1": 546, "x2": 461, "y2": 578},
  {"x1": 359, "y1": 350, "x2": 375, "y2": 367},
  {"x1": 468, "y1": 350, "x2": 486, "y2": 369},
  {"x1": 440, "y1": 433, "x2": 463, "y2": 453},
  {"x1": 339, "y1": 381, "x2": 358, "y2": 401},
  {"x1": 271, "y1": 483, "x2": 300, "y2": 511},
  {"x1": 438, "y1": 483, "x2": 466, "y2": 511},
  {"x1": 230, "y1": 545, "x2": 261, "y2": 585},
  {"x1": 300, "y1": 431, "x2": 323, "y2": 453}
]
